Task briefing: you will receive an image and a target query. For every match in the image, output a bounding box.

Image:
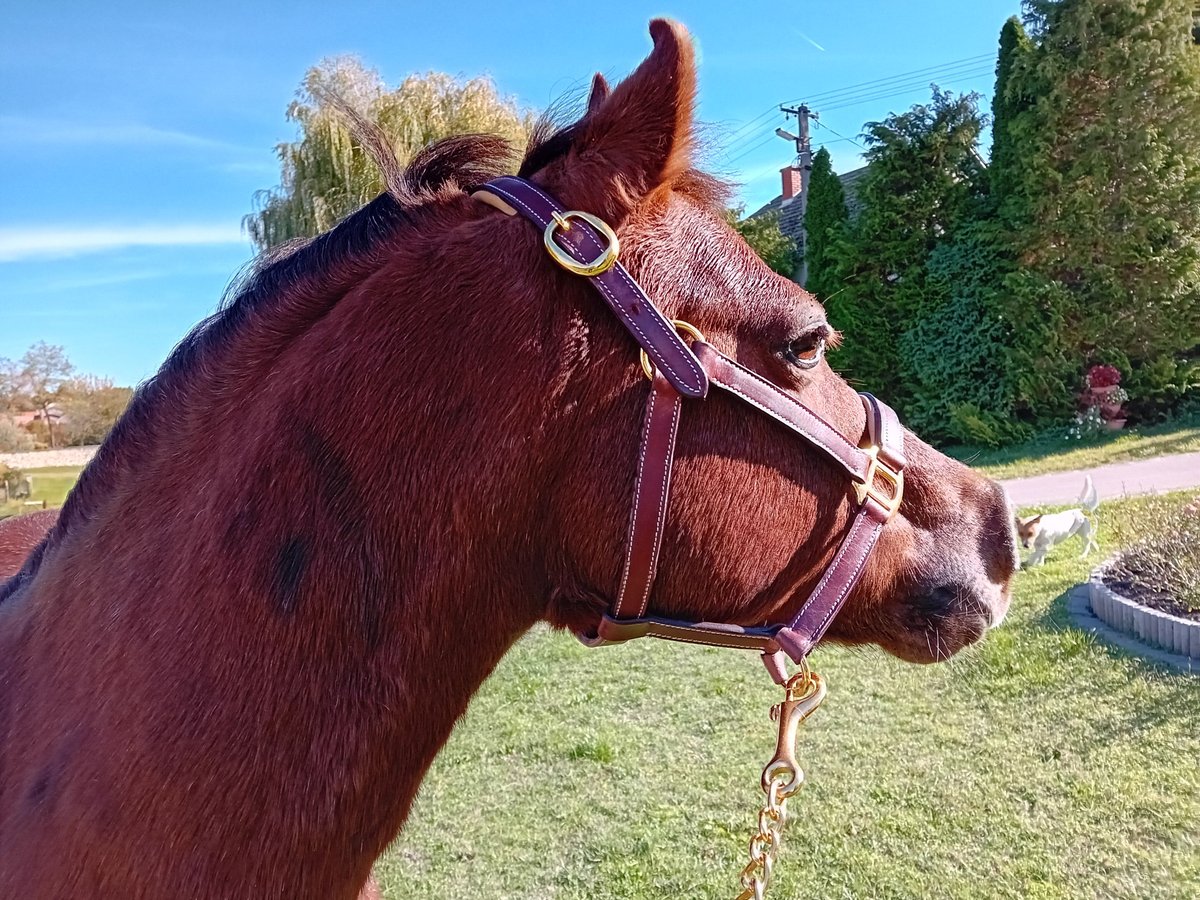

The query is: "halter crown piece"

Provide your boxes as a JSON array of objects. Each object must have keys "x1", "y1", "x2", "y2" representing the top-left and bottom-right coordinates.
[{"x1": 473, "y1": 176, "x2": 905, "y2": 685}]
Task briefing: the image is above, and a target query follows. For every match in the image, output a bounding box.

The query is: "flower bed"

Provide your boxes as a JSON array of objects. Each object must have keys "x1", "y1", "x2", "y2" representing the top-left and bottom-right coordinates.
[
  {"x1": 1103, "y1": 495, "x2": 1200, "y2": 621},
  {"x1": 1089, "y1": 568, "x2": 1200, "y2": 662},
  {"x1": 1086, "y1": 493, "x2": 1200, "y2": 664}
]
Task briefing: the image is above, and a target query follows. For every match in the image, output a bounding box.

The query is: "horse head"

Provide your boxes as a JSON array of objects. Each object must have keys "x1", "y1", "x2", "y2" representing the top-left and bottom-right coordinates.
[{"x1": 499, "y1": 21, "x2": 1018, "y2": 664}]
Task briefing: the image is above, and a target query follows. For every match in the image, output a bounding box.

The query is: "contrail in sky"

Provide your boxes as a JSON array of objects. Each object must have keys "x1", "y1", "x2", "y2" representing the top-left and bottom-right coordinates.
[{"x1": 795, "y1": 30, "x2": 826, "y2": 52}]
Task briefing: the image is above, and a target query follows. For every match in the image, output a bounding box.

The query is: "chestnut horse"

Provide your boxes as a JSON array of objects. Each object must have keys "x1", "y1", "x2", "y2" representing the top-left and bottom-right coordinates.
[
  {"x1": 0, "y1": 510, "x2": 58, "y2": 580},
  {"x1": 0, "y1": 21, "x2": 1016, "y2": 898}
]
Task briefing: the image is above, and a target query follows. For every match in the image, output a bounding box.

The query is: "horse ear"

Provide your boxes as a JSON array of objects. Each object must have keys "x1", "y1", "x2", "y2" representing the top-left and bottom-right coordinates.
[
  {"x1": 586, "y1": 73, "x2": 610, "y2": 115},
  {"x1": 546, "y1": 19, "x2": 696, "y2": 222}
]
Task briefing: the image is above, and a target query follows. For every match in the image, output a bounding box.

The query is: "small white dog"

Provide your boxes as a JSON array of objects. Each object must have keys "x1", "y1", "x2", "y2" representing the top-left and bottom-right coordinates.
[{"x1": 1014, "y1": 475, "x2": 1100, "y2": 567}]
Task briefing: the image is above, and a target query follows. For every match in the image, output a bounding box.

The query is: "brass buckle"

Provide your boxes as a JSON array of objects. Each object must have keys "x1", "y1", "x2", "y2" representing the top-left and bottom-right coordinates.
[
  {"x1": 640, "y1": 320, "x2": 705, "y2": 380},
  {"x1": 543, "y1": 210, "x2": 620, "y2": 277},
  {"x1": 852, "y1": 445, "x2": 904, "y2": 519}
]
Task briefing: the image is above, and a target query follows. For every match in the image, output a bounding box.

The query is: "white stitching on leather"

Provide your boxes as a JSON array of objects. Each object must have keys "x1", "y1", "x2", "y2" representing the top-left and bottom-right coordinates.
[
  {"x1": 634, "y1": 386, "x2": 680, "y2": 618},
  {"x1": 791, "y1": 512, "x2": 871, "y2": 623},
  {"x1": 807, "y1": 520, "x2": 884, "y2": 641},
  {"x1": 709, "y1": 361, "x2": 864, "y2": 480},
  {"x1": 616, "y1": 385, "x2": 658, "y2": 611},
  {"x1": 790, "y1": 514, "x2": 881, "y2": 634},
  {"x1": 499, "y1": 180, "x2": 705, "y2": 391}
]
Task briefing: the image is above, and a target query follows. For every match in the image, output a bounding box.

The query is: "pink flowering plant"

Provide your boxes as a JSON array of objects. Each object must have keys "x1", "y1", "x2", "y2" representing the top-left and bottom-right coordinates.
[
  {"x1": 1086, "y1": 364, "x2": 1121, "y2": 389},
  {"x1": 1076, "y1": 363, "x2": 1131, "y2": 430}
]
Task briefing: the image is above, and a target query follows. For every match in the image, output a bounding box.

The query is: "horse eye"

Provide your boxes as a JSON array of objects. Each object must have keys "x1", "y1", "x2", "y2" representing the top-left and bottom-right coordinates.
[{"x1": 784, "y1": 330, "x2": 827, "y2": 369}]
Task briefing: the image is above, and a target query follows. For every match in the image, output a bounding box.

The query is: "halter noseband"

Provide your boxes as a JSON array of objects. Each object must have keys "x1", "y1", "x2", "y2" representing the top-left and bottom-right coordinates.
[{"x1": 474, "y1": 176, "x2": 905, "y2": 684}]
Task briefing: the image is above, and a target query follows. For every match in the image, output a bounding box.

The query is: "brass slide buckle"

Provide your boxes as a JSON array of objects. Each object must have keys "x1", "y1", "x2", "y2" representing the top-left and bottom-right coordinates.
[
  {"x1": 852, "y1": 445, "x2": 904, "y2": 520},
  {"x1": 543, "y1": 210, "x2": 620, "y2": 277}
]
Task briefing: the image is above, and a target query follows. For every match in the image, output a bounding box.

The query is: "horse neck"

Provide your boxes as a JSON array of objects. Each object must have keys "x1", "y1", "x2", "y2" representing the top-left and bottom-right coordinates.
[{"x1": 0, "y1": 211, "x2": 586, "y2": 891}]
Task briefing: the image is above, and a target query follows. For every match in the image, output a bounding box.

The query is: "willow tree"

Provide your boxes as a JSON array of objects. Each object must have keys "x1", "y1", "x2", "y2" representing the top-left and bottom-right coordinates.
[{"x1": 245, "y1": 58, "x2": 534, "y2": 251}]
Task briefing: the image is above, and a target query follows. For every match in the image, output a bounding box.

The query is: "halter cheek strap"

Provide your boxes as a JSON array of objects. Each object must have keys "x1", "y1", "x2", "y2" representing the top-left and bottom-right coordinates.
[
  {"x1": 473, "y1": 176, "x2": 905, "y2": 684},
  {"x1": 594, "y1": 367, "x2": 903, "y2": 682}
]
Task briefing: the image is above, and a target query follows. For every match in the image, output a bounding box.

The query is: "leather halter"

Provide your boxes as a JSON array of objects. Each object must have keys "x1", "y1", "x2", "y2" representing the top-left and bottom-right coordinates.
[{"x1": 474, "y1": 176, "x2": 905, "y2": 684}]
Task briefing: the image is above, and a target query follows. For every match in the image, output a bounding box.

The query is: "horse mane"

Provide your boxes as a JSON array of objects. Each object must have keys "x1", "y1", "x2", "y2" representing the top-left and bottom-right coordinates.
[{"x1": 0, "y1": 110, "x2": 728, "y2": 605}]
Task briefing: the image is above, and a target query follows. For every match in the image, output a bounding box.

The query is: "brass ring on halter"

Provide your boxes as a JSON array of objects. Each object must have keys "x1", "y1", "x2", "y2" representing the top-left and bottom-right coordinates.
[
  {"x1": 543, "y1": 210, "x2": 620, "y2": 276},
  {"x1": 640, "y1": 320, "x2": 706, "y2": 380}
]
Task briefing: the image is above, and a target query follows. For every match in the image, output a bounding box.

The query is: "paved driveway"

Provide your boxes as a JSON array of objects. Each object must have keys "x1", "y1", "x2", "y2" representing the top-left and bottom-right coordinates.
[{"x1": 1000, "y1": 451, "x2": 1200, "y2": 507}]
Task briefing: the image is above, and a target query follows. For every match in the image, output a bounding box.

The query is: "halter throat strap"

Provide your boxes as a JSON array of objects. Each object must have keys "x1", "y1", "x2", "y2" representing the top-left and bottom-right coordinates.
[{"x1": 474, "y1": 176, "x2": 906, "y2": 683}]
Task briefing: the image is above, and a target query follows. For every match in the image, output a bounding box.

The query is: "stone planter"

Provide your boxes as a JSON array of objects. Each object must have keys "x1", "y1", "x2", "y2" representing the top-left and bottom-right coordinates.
[
  {"x1": 1088, "y1": 565, "x2": 1200, "y2": 662},
  {"x1": 1103, "y1": 417, "x2": 1127, "y2": 431}
]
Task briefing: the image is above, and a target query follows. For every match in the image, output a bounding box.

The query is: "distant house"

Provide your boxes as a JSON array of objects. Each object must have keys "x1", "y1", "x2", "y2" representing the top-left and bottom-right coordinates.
[
  {"x1": 9, "y1": 404, "x2": 65, "y2": 429},
  {"x1": 749, "y1": 163, "x2": 868, "y2": 282}
]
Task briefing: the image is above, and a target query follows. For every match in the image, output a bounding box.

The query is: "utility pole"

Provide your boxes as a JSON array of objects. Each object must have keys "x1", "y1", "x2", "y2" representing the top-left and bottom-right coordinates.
[{"x1": 775, "y1": 104, "x2": 817, "y2": 285}]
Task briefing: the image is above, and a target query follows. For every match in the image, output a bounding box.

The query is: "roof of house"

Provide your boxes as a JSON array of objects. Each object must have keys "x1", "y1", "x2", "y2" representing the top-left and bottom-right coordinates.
[{"x1": 749, "y1": 165, "x2": 870, "y2": 246}]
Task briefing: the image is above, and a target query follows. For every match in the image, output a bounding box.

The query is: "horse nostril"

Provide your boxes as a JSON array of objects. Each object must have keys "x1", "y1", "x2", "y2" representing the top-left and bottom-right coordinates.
[{"x1": 915, "y1": 584, "x2": 961, "y2": 619}]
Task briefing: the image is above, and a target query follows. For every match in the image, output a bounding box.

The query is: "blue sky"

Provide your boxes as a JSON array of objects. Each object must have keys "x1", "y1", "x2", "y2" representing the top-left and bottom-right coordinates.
[{"x1": 1, "y1": 0, "x2": 1021, "y2": 386}]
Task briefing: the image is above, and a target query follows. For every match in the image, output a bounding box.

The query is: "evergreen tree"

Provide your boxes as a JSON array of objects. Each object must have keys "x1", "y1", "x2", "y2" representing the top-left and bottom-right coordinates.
[
  {"x1": 246, "y1": 58, "x2": 533, "y2": 251},
  {"x1": 803, "y1": 147, "x2": 849, "y2": 300},
  {"x1": 826, "y1": 88, "x2": 988, "y2": 404},
  {"x1": 1008, "y1": 0, "x2": 1200, "y2": 416},
  {"x1": 990, "y1": 16, "x2": 1036, "y2": 219}
]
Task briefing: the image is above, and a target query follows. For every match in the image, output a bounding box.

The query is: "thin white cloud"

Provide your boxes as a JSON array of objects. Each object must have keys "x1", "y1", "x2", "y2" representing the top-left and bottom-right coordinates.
[
  {"x1": 0, "y1": 224, "x2": 248, "y2": 262},
  {"x1": 19, "y1": 270, "x2": 167, "y2": 293},
  {"x1": 793, "y1": 30, "x2": 827, "y2": 52},
  {"x1": 0, "y1": 116, "x2": 252, "y2": 153}
]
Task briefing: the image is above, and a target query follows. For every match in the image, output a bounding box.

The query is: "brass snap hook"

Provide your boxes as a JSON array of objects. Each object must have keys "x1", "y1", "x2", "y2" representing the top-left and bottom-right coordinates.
[{"x1": 761, "y1": 670, "x2": 826, "y2": 799}]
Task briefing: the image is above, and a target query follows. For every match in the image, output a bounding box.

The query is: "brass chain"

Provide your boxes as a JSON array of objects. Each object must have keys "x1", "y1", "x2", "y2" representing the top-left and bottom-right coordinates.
[{"x1": 734, "y1": 669, "x2": 827, "y2": 900}]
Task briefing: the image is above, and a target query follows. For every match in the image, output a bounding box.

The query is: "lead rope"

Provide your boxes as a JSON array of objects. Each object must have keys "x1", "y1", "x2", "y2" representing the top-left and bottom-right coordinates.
[{"x1": 735, "y1": 666, "x2": 827, "y2": 900}]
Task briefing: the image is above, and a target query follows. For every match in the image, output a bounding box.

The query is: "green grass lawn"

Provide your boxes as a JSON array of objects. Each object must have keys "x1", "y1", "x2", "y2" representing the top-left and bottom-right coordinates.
[
  {"x1": 944, "y1": 419, "x2": 1200, "y2": 481},
  {"x1": 377, "y1": 491, "x2": 1199, "y2": 899},
  {"x1": 1, "y1": 466, "x2": 82, "y2": 518}
]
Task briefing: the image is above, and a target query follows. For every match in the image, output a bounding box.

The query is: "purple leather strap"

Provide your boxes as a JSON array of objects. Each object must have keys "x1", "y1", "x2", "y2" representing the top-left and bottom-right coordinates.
[
  {"x1": 767, "y1": 393, "x2": 903, "y2": 670},
  {"x1": 478, "y1": 176, "x2": 708, "y2": 399},
  {"x1": 614, "y1": 371, "x2": 683, "y2": 619},
  {"x1": 586, "y1": 346, "x2": 904, "y2": 681},
  {"x1": 473, "y1": 176, "x2": 906, "y2": 683},
  {"x1": 693, "y1": 342, "x2": 872, "y2": 483}
]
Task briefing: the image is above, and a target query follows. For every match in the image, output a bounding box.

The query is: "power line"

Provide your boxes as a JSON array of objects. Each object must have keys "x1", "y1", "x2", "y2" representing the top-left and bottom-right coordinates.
[
  {"x1": 722, "y1": 113, "x2": 788, "y2": 155},
  {"x1": 720, "y1": 53, "x2": 995, "y2": 156},
  {"x1": 722, "y1": 105, "x2": 786, "y2": 143},
  {"x1": 819, "y1": 66, "x2": 994, "y2": 112},
  {"x1": 722, "y1": 131, "x2": 780, "y2": 165},
  {"x1": 777, "y1": 53, "x2": 993, "y2": 107},
  {"x1": 719, "y1": 53, "x2": 996, "y2": 165},
  {"x1": 813, "y1": 120, "x2": 865, "y2": 151}
]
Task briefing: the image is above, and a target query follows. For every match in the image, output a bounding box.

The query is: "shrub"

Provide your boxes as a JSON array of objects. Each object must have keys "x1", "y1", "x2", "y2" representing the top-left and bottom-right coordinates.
[
  {"x1": 0, "y1": 419, "x2": 35, "y2": 453},
  {"x1": 1, "y1": 463, "x2": 27, "y2": 498},
  {"x1": 901, "y1": 221, "x2": 1030, "y2": 444},
  {"x1": 1124, "y1": 357, "x2": 1200, "y2": 423},
  {"x1": 944, "y1": 402, "x2": 1032, "y2": 448},
  {"x1": 1105, "y1": 494, "x2": 1200, "y2": 617}
]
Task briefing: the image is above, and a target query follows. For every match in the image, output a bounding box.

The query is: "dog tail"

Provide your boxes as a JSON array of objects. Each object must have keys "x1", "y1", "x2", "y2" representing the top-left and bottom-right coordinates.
[{"x1": 1079, "y1": 474, "x2": 1100, "y2": 513}]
